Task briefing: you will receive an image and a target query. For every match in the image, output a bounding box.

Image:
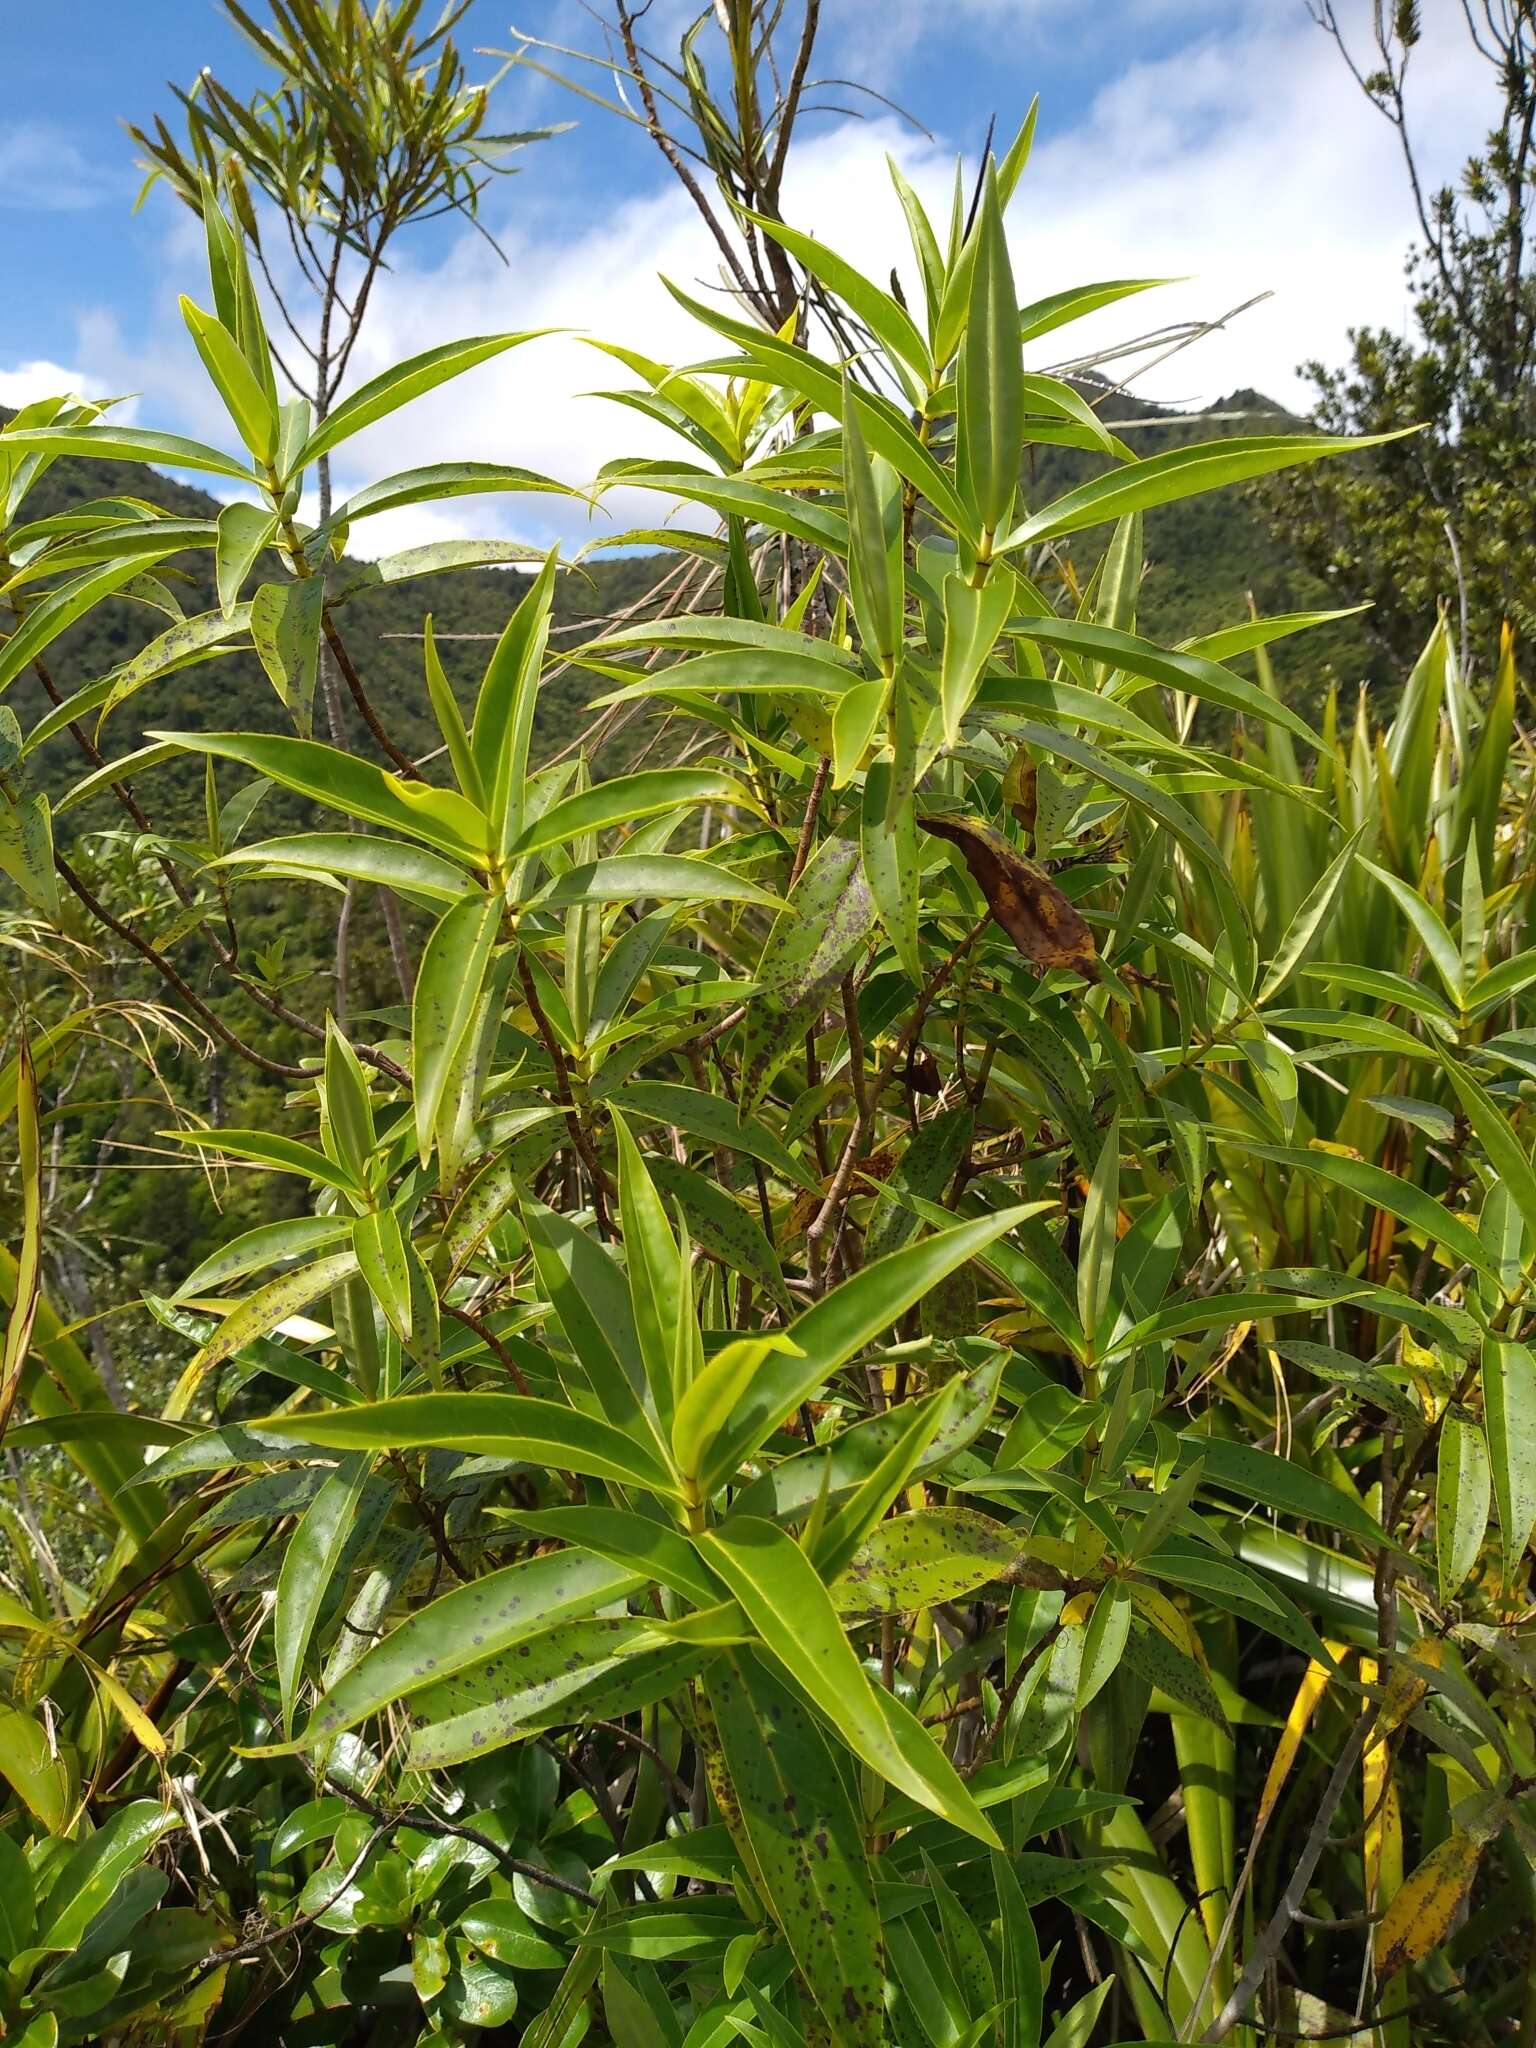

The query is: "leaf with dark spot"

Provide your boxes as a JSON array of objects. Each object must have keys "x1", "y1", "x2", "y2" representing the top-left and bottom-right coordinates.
[
  {"x1": 830, "y1": 1506, "x2": 1017, "y2": 1618},
  {"x1": 708, "y1": 1648, "x2": 885, "y2": 2046},
  {"x1": 920, "y1": 812, "x2": 1097, "y2": 977},
  {"x1": 739, "y1": 834, "x2": 875, "y2": 1115}
]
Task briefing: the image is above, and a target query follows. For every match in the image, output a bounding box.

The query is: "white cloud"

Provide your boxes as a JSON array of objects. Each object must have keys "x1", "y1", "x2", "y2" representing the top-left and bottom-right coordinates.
[
  {"x1": 0, "y1": 357, "x2": 121, "y2": 410},
  {"x1": 103, "y1": 1, "x2": 1498, "y2": 553},
  {"x1": 1007, "y1": 0, "x2": 1491, "y2": 413},
  {"x1": 0, "y1": 122, "x2": 119, "y2": 211}
]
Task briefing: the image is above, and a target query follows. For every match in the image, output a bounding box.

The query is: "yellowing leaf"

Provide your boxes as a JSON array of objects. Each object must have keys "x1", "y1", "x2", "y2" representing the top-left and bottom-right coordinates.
[{"x1": 1374, "y1": 1827, "x2": 1485, "y2": 1977}]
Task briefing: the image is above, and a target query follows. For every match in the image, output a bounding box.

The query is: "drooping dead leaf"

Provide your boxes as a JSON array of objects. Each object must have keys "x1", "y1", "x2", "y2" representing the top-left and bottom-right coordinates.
[{"x1": 919, "y1": 813, "x2": 1098, "y2": 978}]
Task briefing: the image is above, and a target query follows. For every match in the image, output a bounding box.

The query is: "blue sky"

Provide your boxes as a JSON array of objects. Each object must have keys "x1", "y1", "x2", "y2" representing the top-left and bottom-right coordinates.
[
  {"x1": 0, "y1": 1, "x2": 1494, "y2": 552},
  {"x1": 2, "y1": 0, "x2": 1199, "y2": 371}
]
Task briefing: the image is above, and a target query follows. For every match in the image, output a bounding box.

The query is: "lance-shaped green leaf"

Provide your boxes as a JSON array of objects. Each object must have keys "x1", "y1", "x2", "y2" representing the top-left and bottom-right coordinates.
[
  {"x1": 275, "y1": 1453, "x2": 371, "y2": 1734},
  {"x1": 672, "y1": 1335, "x2": 803, "y2": 1492},
  {"x1": 958, "y1": 160, "x2": 1023, "y2": 539},
  {"x1": 518, "y1": 1196, "x2": 656, "y2": 1446},
  {"x1": 181, "y1": 296, "x2": 279, "y2": 462},
  {"x1": 1, "y1": 555, "x2": 181, "y2": 695},
  {"x1": 502, "y1": 1504, "x2": 720, "y2": 1607},
  {"x1": 249, "y1": 577, "x2": 324, "y2": 735},
  {"x1": 996, "y1": 428, "x2": 1417, "y2": 552},
  {"x1": 1362, "y1": 858, "x2": 1466, "y2": 1006},
  {"x1": 150, "y1": 730, "x2": 489, "y2": 858},
  {"x1": 1122, "y1": 1618, "x2": 1231, "y2": 1735},
  {"x1": 1437, "y1": 1407, "x2": 1491, "y2": 1602},
  {"x1": 413, "y1": 892, "x2": 502, "y2": 1162},
  {"x1": 707, "y1": 1648, "x2": 886, "y2": 2046},
  {"x1": 179, "y1": 1248, "x2": 361, "y2": 1386},
  {"x1": 505, "y1": 768, "x2": 754, "y2": 859},
  {"x1": 746, "y1": 210, "x2": 930, "y2": 380},
  {"x1": 0, "y1": 422, "x2": 257, "y2": 482},
  {"x1": 739, "y1": 833, "x2": 875, "y2": 1116},
  {"x1": 1018, "y1": 275, "x2": 1170, "y2": 343},
  {"x1": 215, "y1": 833, "x2": 472, "y2": 904},
  {"x1": 861, "y1": 755, "x2": 921, "y2": 983},
  {"x1": 35, "y1": 1799, "x2": 181, "y2": 1952},
  {"x1": 1077, "y1": 1582, "x2": 1134, "y2": 1710},
  {"x1": 1242, "y1": 1143, "x2": 1501, "y2": 1287},
  {"x1": 829, "y1": 1502, "x2": 1017, "y2": 1618},
  {"x1": 328, "y1": 461, "x2": 579, "y2": 528},
  {"x1": 1011, "y1": 615, "x2": 1322, "y2": 748},
  {"x1": 599, "y1": 463, "x2": 850, "y2": 552},
  {"x1": 353, "y1": 1209, "x2": 413, "y2": 1343},
  {"x1": 291, "y1": 332, "x2": 549, "y2": 471},
  {"x1": 697, "y1": 1518, "x2": 999, "y2": 1845},
  {"x1": 941, "y1": 571, "x2": 1013, "y2": 745},
  {"x1": 1483, "y1": 1337, "x2": 1536, "y2": 1567},
  {"x1": 0, "y1": 792, "x2": 58, "y2": 919},
  {"x1": 409, "y1": 1634, "x2": 707, "y2": 1768},
  {"x1": 705, "y1": 1207, "x2": 1032, "y2": 1482},
  {"x1": 1437, "y1": 1051, "x2": 1536, "y2": 1255},
  {"x1": 842, "y1": 381, "x2": 903, "y2": 671},
  {"x1": 269, "y1": 1549, "x2": 646, "y2": 1749},
  {"x1": 90, "y1": 606, "x2": 254, "y2": 729},
  {"x1": 175, "y1": 1216, "x2": 351, "y2": 1299},
  {"x1": 471, "y1": 547, "x2": 559, "y2": 856},
  {"x1": 1173, "y1": 1434, "x2": 1386, "y2": 1550},
  {"x1": 612, "y1": 1113, "x2": 688, "y2": 1421},
  {"x1": 256, "y1": 1391, "x2": 679, "y2": 1496},
  {"x1": 214, "y1": 501, "x2": 277, "y2": 615},
  {"x1": 607, "y1": 1080, "x2": 819, "y2": 1194},
  {"x1": 647, "y1": 1155, "x2": 792, "y2": 1313},
  {"x1": 165, "y1": 1125, "x2": 361, "y2": 1194},
  {"x1": 528, "y1": 852, "x2": 782, "y2": 912},
  {"x1": 1257, "y1": 827, "x2": 1366, "y2": 1003},
  {"x1": 865, "y1": 1106, "x2": 975, "y2": 1263},
  {"x1": 1077, "y1": 1118, "x2": 1120, "y2": 1357},
  {"x1": 664, "y1": 279, "x2": 970, "y2": 534}
]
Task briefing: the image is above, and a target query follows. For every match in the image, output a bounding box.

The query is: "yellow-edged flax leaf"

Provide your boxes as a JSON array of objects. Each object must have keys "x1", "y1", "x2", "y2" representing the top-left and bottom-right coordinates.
[
  {"x1": 697, "y1": 1518, "x2": 999, "y2": 1846},
  {"x1": 707, "y1": 1647, "x2": 885, "y2": 2046},
  {"x1": 919, "y1": 814, "x2": 1097, "y2": 978}
]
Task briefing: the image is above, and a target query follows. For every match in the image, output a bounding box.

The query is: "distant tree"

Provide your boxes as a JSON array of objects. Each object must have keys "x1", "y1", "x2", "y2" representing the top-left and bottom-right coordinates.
[
  {"x1": 127, "y1": 0, "x2": 564, "y2": 1009},
  {"x1": 129, "y1": 0, "x2": 560, "y2": 528},
  {"x1": 1261, "y1": 1, "x2": 1535, "y2": 680}
]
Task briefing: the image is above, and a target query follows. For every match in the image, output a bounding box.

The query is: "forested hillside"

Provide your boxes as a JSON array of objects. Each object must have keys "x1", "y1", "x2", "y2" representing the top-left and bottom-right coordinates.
[{"x1": 11, "y1": 380, "x2": 1375, "y2": 847}]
